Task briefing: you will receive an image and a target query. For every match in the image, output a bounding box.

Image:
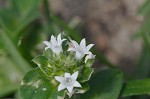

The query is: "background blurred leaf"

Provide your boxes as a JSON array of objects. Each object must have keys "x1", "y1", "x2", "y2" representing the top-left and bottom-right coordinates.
[
  {"x1": 133, "y1": 23, "x2": 150, "y2": 79},
  {"x1": 138, "y1": 0, "x2": 150, "y2": 15},
  {"x1": 11, "y1": 0, "x2": 40, "y2": 18},
  {"x1": 0, "y1": 0, "x2": 41, "y2": 43},
  {"x1": 80, "y1": 69, "x2": 123, "y2": 99},
  {"x1": 0, "y1": 32, "x2": 31, "y2": 73},
  {"x1": 122, "y1": 79, "x2": 150, "y2": 97},
  {"x1": 0, "y1": 9, "x2": 19, "y2": 34},
  {"x1": 134, "y1": 47, "x2": 150, "y2": 79},
  {"x1": 0, "y1": 51, "x2": 22, "y2": 98},
  {"x1": 0, "y1": 32, "x2": 31, "y2": 98}
]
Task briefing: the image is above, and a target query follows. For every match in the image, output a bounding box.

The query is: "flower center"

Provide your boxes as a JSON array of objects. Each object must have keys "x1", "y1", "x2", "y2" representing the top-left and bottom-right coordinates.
[{"x1": 65, "y1": 77, "x2": 74, "y2": 86}]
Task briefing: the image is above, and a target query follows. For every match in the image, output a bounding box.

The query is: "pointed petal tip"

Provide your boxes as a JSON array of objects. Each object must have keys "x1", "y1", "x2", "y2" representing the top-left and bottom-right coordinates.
[
  {"x1": 89, "y1": 44, "x2": 94, "y2": 46},
  {"x1": 43, "y1": 41, "x2": 51, "y2": 48},
  {"x1": 65, "y1": 73, "x2": 71, "y2": 78},
  {"x1": 86, "y1": 44, "x2": 94, "y2": 51},
  {"x1": 54, "y1": 76, "x2": 65, "y2": 82},
  {"x1": 67, "y1": 47, "x2": 75, "y2": 51},
  {"x1": 67, "y1": 86, "x2": 73, "y2": 93},
  {"x1": 74, "y1": 81, "x2": 81, "y2": 87},
  {"x1": 58, "y1": 33, "x2": 61, "y2": 36},
  {"x1": 71, "y1": 71, "x2": 79, "y2": 80},
  {"x1": 81, "y1": 38, "x2": 86, "y2": 40},
  {"x1": 74, "y1": 71, "x2": 79, "y2": 74},
  {"x1": 58, "y1": 84, "x2": 66, "y2": 91},
  {"x1": 43, "y1": 41, "x2": 48, "y2": 44},
  {"x1": 57, "y1": 33, "x2": 61, "y2": 39},
  {"x1": 80, "y1": 38, "x2": 86, "y2": 46},
  {"x1": 43, "y1": 41, "x2": 47, "y2": 43},
  {"x1": 45, "y1": 47, "x2": 49, "y2": 50}
]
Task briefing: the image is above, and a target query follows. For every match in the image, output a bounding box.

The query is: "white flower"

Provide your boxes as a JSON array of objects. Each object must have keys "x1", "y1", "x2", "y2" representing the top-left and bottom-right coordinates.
[
  {"x1": 54, "y1": 71, "x2": 81, "y2": 93},
  {"x1": 68, "y1": 39, "x2": 94, "y2": 60},
  {"x1": 85, "y1": 52, "x2": 96, "y2": 63},
  {"x1": 43, "y1": 34, "x2": 66, "y2": 55}
]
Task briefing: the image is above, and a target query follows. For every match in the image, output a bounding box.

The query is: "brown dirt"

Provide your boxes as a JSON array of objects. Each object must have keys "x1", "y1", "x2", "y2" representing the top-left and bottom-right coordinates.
[{"x1": 50, "y1": 0, "x2": 145, "y2": 73}]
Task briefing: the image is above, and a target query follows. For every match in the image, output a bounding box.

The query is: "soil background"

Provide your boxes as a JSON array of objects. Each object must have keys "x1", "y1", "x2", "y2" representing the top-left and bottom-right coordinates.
[{"x1": 50, "y1": 0, "x2": 145, "y2": 73}]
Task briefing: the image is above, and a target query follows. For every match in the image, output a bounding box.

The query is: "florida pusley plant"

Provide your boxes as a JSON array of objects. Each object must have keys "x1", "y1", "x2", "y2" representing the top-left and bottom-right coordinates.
[{"x1": 19, "y1": 33, "x2": 95, "y2": 99}]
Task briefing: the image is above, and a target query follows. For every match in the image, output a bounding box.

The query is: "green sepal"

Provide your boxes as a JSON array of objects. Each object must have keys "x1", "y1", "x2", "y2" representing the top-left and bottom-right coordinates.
[
  {"x1": 85, "y1": 59, "x2": 95, "y2": 67},
  {"x1": 43, "y1": 49, "x2": 54, "y2": 58},
  {"x1": 32, "y1": 55, "x2": 54, "y2": 77},
  {"x1": 19, "y1": 68, "x2": 65, "y2": 99},
  {"x1": 78, "y1": 67, "x2": 94, "y2": 83},
  {"x1": 43, "y1": 49, "x2": 79, "y2": 71},
  {"x1": 75, "y1": 83, "x2": 89, "y2": 94}
]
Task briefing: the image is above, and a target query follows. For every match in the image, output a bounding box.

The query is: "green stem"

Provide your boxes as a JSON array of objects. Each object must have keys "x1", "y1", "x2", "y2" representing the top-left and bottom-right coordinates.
[
  {"x1": 43, "y1": 0, "x2": 59, "y2": 34},
  {"x1": 43, "y1": 0, "x2": 51, "y2": 23},
  {"x1": 0, "y1": 32, "x2": 31, "y2": 74}
]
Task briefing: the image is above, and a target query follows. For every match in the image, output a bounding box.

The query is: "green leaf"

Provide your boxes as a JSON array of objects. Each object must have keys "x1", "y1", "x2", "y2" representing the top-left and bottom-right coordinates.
[
  {"x1": 0, "y1": 54, "x2": 23, "y2": 98},
  {"x1": 141, "y1": 32, "x2": 150, "y2": 54},
  {"x1": 11, "y1": 0, "x2": 40, "y2": 18},
  {"x1": 0, "y1": 0, "x2": 41, "y2": 41},
  {"x1": 80, "y1": 69, "x2": 123, "y2": 99},
  {"x1": 122, "y1": 79, "x2": 150, "y2": 97},
  {"x1": 138, "y1": 0, "x2": 150, "y2": 15},
  {"x1": 84, "y1": 60, "x2": 94, "y2": 67},
  {"x1": 0, "y1": 9, "x2": 19, "y2": 34},
  {"x1": 32, "y1": 55, "x2": 53, "y2": 77},
  {"x1": 0, "y1": 32, "x2": 31, "y2": 74},
  {"x1": 75, "y1": 83, "x2": 89, "y2": 94},
  {"x1": 43, "y1": 49, "x2": 77, "y2": 69},
  {"x1": 19, "y1": 68, "x2": 65, "y2": 99},
  {"x1": 79, "y1": 67, "x2": 94, "y2": 83},
  {"x1": 134, "y1": 47, "x2": 150, "y2": 79},
  {"x1": 43, "y1": 49, "x2": 54, "y2": 58},
  {"x1": 11, "y1": 0, "x2": 41, "y2": 35},
  {"x1": 42, "y1": 0, "x2": 61, "y2": 34},
  {"x1": 32, "y1": 56, "x2": 48, "y2": 67}
]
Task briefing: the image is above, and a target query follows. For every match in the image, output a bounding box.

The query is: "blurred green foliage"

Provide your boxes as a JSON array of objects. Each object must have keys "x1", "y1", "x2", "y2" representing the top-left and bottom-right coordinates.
[{"x1": 135, "y1": 0, "x2": 150, "y2": 79}]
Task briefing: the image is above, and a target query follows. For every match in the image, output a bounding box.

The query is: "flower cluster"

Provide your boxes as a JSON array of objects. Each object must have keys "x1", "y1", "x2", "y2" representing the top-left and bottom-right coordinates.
[{"x1": 33, "y1": 33, "x2": 95, "y2": 98}]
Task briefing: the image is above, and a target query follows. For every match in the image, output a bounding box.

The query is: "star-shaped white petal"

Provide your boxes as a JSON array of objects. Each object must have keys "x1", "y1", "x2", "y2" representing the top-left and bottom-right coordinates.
[
  {"x1": 68, "y1": 39, "x2": 94, "y2": 60},
  {"x1": 54, "y1": 71, "x2": 81, "y2": 93},
  {"x1": 43, "y1": 34, "x2": 66, "y2": 55}
]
